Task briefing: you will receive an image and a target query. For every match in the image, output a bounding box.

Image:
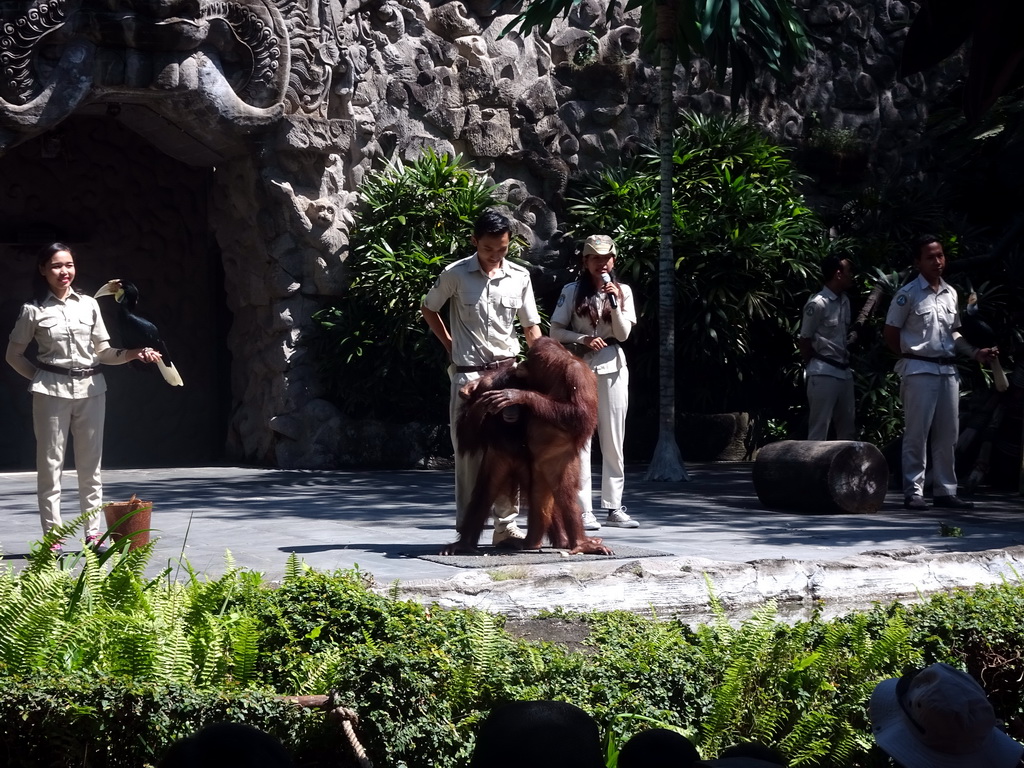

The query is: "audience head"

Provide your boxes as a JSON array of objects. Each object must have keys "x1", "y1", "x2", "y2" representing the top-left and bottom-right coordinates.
[
  {"x1": 469, "y1": 700, "x2": 604, "y2": 768},
  {"x1": 158, "y1": 722, "x2": 294, "y2": 768},
  {"x1": 869, "y1": 662, "x2": 1024, "y2": 768},
  {"x1": 617, "y1": 728, "x2": 701, "y2": 768},
  {"x1": 697, "y1": 741, "x2": 787, "y2": 768},
  {"x1": 718, "y1": 742, "x2": 787, "y2": 765}
]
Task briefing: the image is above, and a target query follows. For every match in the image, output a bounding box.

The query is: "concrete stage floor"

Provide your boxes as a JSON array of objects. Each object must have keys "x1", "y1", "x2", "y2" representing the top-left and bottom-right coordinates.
[{"x1": 1, "y1": 463, "x2": 1022, "y2": 619}]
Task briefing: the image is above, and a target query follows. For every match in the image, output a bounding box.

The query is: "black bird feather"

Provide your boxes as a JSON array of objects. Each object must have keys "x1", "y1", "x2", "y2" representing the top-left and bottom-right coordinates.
[{"x1": 95, "y1": 279, "x2": 184, "y2": 387}]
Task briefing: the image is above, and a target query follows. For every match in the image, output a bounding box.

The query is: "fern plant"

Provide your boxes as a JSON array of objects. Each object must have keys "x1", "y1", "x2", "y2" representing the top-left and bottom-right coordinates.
[
  {"x1": 0, "y1": 516, "x2": 274, "y2": 691},
  {"x1": 692, "y1": 591, "x2": 920, "y2": 766}
]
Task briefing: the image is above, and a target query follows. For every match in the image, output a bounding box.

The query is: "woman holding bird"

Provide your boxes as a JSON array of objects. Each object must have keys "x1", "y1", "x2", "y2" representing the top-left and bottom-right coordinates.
[{"x1": 5, "y1": 242, "x2": 160, "y2": 552}]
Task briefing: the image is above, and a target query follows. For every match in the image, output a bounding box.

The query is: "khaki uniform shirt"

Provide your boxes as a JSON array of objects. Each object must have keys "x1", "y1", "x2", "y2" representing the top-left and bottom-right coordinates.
[
  {"x1": 422, "y1": 254, "x2": 540, "y2": 368},
  {"x1": 885, "y1": 274, "x2": 961, "y2": 376},
  {"x1": 549, "y1": 282, "x2": 636, "y2": 375},
  {"x1": 799, "y1": 286, "x2": 852, "y2": 380},
  {"x1": 9, "y1": 289, "x2": 110, "y2": 398}
]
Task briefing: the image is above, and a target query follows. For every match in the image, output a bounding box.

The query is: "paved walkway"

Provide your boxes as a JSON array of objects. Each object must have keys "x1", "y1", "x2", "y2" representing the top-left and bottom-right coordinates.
[{"x1": 1, "y1": 463, "x2": 1022, "y2": 619}]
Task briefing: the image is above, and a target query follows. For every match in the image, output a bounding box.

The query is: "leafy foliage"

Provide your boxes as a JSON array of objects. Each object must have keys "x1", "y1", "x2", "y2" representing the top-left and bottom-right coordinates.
[
  {"x1": 5, "y1": 522, "x2": 1024, "y2": 767},
  {"x1": 693, "y1": 594, "x2": 919, "y2": 765},
  {"x1": 311, "y1": 150, "x2": 505, "y2": 422},
  {"x1": 567, "y1": 113, "x2": 830, "y2": 433},
  {"x1": 0, "y1": 514, "x2": 265, "y2": 690},
  {"x1": 0, "y1": 676, "x2": 332, "y2": 768}
]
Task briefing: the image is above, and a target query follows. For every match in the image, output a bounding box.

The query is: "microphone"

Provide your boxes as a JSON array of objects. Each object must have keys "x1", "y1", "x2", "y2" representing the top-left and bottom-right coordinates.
[{"x1": 601, "y1": 272, "x2": 617, "y2": 309}]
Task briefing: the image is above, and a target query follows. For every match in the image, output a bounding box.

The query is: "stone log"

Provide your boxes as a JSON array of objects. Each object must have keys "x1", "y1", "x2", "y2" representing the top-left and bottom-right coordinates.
[{"x1": 753, "y1": 440, "x2": 888, "y2": 514}]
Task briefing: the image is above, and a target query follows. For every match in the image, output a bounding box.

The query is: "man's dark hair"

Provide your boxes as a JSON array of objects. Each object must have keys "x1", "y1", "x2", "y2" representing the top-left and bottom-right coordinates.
[
  {"x1": 720, "y1": 740, "x2": 788, "y2": 765},
  {"x1": 469, "y1": 700, "x2": 604, "y2": 768},
  {"x1": 820, "y1": 254, "x2": 847, "y2": 284},
  {"x1": 618, "y1": 728, "x2": 701, "y2": 768},
  {"x1": 473, "y1": 209, "x2": 513, "y2": 239},
  {"x1": 913, "y1": 234, "x2": 941, "y2": 260},
  {"x1": 158, "y1": 722, "x2": 294, "y2": 768}
]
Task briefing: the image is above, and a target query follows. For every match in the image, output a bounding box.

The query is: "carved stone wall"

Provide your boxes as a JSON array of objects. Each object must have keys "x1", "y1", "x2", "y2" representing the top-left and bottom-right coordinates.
[
  {"x1": 749, "y1": 0, "x2": 963, "y2": 178},
  {"x1": 0, "y1": 0, "x2": 963, "y2": 469}
]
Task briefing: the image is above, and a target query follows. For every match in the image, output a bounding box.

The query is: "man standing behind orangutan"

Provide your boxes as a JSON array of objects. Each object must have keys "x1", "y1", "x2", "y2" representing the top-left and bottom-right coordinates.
[{"x1": 421, "y1": 209, "x2": 542, "y2": 546}]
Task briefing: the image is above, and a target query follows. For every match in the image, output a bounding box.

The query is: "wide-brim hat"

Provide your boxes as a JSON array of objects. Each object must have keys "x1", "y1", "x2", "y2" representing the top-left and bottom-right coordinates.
[
  {"x1": 582, "y1": 234, "x2": 616, "y2": 256},
  {"x1": 869, "y1": 663, "x2": 1024, "y2": 768}
]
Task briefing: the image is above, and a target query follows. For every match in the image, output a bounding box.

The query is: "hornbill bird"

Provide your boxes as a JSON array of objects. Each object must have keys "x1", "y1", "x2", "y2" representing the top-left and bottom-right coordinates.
[{"x1": 94, "y1": 279, "x2": 184, "y2": 387}]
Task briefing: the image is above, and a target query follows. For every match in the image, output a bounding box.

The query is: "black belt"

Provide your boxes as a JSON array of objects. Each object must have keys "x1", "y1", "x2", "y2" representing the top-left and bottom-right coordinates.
[
  {"x1": 902, "y1": 353, "x2": 956, "y2": 365},
  {"x1": 455, "y1": 358, "x2": 515, "y2": 373},
  {"x1": 36, "y1": 362, "x2": 100, "y2": 378},
  {"x1": 812, "y1": 352, "x2": 848, "y2": 371}
]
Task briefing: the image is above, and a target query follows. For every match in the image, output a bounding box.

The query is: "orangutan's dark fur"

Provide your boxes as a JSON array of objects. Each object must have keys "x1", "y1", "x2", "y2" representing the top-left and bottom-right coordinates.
[{"x1": 444, "y1": 337, "x2": 611, "y2": 555}]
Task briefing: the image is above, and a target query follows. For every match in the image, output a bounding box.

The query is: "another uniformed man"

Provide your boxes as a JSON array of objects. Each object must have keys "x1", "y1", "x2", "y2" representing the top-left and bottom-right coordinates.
[
  {"x1": 421, "y1": 209, "x2": 542, "y2": 545},
  {"x1": 799, "y1": 255, "x2": 856, "y2": 441},
  {"x1": 883, "y1": 235, "x2": 998, "y2": 510}
]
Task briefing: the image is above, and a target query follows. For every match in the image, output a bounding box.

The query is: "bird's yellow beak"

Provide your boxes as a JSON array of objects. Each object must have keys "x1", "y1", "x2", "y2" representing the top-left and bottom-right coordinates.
[{"x1": 94, "y1": 280, "x2": 123, "y2": 300}]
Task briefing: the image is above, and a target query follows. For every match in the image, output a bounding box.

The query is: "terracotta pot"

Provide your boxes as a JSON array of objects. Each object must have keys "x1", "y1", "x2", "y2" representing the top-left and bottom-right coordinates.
[{"x1": 103, "y1": 499, "x2": 153, "y2": 550}]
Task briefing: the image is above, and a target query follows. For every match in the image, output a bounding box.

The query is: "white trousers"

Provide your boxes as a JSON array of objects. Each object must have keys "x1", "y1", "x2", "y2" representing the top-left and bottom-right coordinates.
[
  {"x1": 806, "y1": 375, "x2": 855, "y2": 441},
  {"x1": 32, "y1": 392, "x2": 105, "y2": 537},
  {"x1": 449, "y1": 367, "x2": 518, "y2": 533},
  {"x1": 578, "y1": 366, "x2": 629, "y2": 512},
  {"x1": 901, "y1": 373, "x2": 959, "y2": 498}
]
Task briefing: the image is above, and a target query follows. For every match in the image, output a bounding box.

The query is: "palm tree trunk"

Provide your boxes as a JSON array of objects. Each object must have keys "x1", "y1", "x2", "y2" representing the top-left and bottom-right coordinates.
[{"x1": 645, "y1": 18, "x2": 689, "y2": 482}]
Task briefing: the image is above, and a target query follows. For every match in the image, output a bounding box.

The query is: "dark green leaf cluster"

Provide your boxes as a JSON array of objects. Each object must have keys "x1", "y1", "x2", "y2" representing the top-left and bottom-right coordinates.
[
  {"x1": 311, "y1": 150, "x2": 505, "y2": 422},
  {"x1": 0, "y1": 675, "x2": 331, "y2": 768},
  {"x1": 567, "y1": 113, "x2": 832, "y2": 418},
  {"x1": 904, "y1": 580, "x2": 1024, "y2": 725}
]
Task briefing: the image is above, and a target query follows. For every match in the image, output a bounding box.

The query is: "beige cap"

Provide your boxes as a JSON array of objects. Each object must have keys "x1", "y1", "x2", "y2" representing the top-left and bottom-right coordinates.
[{"x1": 582, "y1": 234, "x2": 616, "y2": 256}]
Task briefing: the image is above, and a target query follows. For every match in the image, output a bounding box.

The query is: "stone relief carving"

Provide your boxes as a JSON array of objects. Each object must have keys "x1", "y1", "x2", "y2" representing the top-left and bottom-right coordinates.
[{"x1": 0, "y1": 0, "x2": 292, "y2": 148}]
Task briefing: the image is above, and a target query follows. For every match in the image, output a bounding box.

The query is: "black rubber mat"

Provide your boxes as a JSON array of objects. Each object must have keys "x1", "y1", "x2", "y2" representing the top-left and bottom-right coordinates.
[{"x1": 418, "y1": 544, "x2": 672, "y2": 568}]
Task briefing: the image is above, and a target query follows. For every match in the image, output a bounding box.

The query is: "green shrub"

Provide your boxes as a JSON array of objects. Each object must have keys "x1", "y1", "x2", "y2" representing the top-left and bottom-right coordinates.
[
  {"x1": 0, "y1": 676, "x2": 335, "y2": 768},
  {"x1": 906, "y1": 580, "x2": 1024, "y2": 723},
  {"x1": 312, "y1": 150, "x2": 507, "y2": 423}
]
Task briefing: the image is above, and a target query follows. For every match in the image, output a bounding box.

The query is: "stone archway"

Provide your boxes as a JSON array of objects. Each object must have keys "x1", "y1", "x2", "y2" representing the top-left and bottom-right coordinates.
[{"x1": 0, "y1": 115, "x2": 229, "y2": 468}]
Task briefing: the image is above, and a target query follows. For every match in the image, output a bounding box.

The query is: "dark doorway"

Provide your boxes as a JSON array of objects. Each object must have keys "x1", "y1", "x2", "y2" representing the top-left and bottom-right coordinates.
[{"x1": 0, "y1": 116, "x2": 230, "y2": 469}]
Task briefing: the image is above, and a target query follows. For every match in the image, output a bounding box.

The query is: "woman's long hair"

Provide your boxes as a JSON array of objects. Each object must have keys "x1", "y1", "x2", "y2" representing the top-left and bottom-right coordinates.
[
  {"x1": 33, "y1": 242, "x2": 72, "y2": 306},
  {"x1": 572, "y1": 264, "x2": 618, "y2": 329}
]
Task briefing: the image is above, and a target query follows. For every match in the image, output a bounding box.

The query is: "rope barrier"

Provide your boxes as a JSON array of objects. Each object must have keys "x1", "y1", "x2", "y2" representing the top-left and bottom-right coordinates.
[{"x1": 280, "y1": 692, "x2": 372, "y2": 768}]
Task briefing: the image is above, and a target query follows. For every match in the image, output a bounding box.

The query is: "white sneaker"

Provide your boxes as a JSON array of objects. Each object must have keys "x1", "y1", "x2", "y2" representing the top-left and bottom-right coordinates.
[
  {"x1": 492, "y1": 521, "x2": 526, "y2": 547},
  {"x1": 604, "y1": 507, "x2": 639, "y2": 528},
  {"x1": 581, "y1": 510, "x2": 601, "y2": 531}
]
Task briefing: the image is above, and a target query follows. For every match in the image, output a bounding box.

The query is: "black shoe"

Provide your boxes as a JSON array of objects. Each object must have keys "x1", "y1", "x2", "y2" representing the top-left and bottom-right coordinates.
[
  {"x1": 903, "y1": 496, "x2": 928, "y2": 510},
  {"x1": 85, "y1": 534, "x2": 109, "y2": 554},
  {"x1": 933, "y1": 495, "x2": 975, "y2": 510}
]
